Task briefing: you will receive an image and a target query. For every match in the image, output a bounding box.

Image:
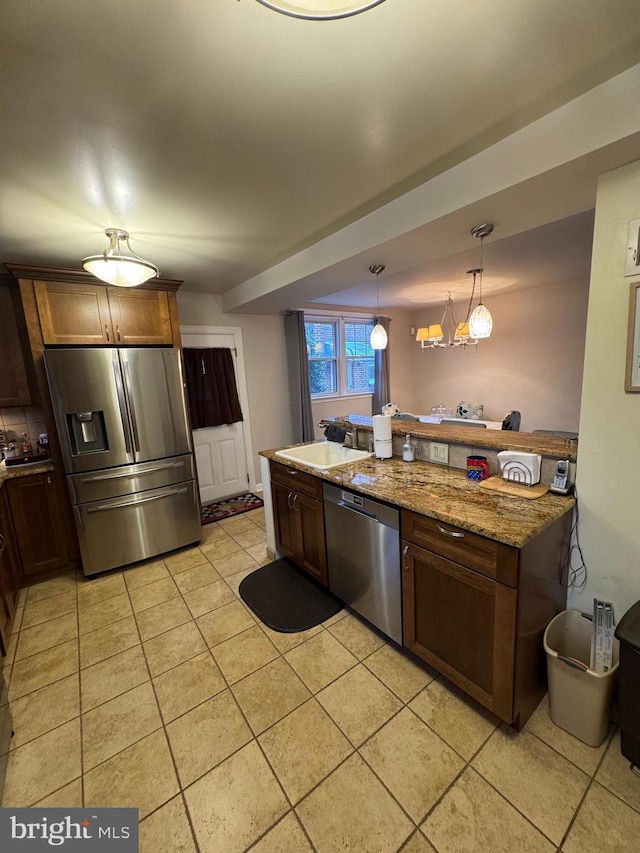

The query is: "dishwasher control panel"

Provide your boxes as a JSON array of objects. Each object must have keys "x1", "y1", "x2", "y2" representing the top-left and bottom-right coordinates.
[{"x1": 341, "y1": 490, "x2": 364, "y2": 508}]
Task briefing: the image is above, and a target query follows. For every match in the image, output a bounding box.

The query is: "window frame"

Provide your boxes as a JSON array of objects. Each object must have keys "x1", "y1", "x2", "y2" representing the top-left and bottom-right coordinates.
[{"x1": 305, "y1": 314, "x2": 376, "y2": 399}]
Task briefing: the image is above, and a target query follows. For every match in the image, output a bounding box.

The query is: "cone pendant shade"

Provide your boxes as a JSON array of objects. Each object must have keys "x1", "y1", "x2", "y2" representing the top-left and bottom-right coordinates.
[
  {"x1": 468, "y1": 303, "x2": 493, "y2": 339},
  {"x1": 370, "y1": 323, "x2": 388, "y2": 349}
]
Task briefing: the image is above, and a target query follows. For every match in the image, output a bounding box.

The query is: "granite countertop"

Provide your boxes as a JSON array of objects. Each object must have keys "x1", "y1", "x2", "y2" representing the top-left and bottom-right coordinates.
[
  {"x1": 0, "y1": 458, "x2": 55, "y2": 485},
  {"x1": 261, "y1": 447, "x2": 575, "y2": 549},
  {"x1": 326, "y1": 415, "x2": 579, "y2": 462}
]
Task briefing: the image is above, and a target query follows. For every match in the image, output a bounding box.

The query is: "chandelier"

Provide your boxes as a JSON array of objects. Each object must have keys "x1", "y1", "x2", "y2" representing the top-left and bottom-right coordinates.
[
  {"x1": 416, "y1": 223, "x2": 494, "y2": 349},
  {"x1": 416, "y1": 292, "x2": 476, "y2": 349},
  {"x1": 82, "y1": 228, "x2": 159, "y2": 287}
]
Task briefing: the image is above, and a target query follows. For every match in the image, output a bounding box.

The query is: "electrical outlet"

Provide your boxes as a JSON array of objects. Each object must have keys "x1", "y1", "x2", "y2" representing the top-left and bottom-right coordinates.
[{"x1": 429, "y1": 442, "x2": 449, "y2": 465}]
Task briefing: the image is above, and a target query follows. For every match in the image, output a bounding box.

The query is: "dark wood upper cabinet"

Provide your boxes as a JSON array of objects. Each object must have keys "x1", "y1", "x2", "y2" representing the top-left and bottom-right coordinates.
[
  {"x1": 33, "y1": 280, "x2": 173, "y2": 346},
  {"x1": 0, "y1": 281, "x2": 32, "y2": 407},
  {"x1": 34, "y1": 280, "x2": 114, "y2": 345},
  {"x1": 106, "y1": 287, "x2": 172, "y2": 345}
]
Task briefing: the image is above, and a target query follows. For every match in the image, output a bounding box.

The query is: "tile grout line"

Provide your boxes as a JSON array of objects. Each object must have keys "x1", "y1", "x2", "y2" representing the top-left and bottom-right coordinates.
[{"x1": 120, "y1": 563, "x2": 203, "y2": 853}]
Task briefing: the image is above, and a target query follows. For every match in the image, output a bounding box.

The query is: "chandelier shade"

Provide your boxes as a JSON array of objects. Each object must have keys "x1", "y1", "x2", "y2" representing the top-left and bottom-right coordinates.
[
  {"x1": 82, "y1": 229, "x2": 159, "y2": 287},
  {"x1": 254, "y1": 1, "x2": 386, "y2": 20}
]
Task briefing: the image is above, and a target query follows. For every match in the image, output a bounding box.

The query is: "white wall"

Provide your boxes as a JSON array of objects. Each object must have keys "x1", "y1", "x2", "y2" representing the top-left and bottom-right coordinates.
[
  {"x1": 177, "y1": 291, "x2": 292, "y2": 481},
  {"x1": 568, "y1": 159, "x2": 640, "y2": 619},
  {"x1": 408, "y1": 280, "x2": 589, "y2": 430}
]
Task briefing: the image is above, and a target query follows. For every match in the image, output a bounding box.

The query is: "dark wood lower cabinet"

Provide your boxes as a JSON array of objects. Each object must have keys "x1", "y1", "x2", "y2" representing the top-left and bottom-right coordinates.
[
  {"x1": 0, "y1": 488, "x2": 21, "y2": 654},
  {"x1": 270, "y1": 462, "x2": 327, "y2": 586},
  {"x1": 402, "y1": 508, "x2": 571, "y2": 729},
  {"x1": 403, "y1": 541, "x2": 517, "y2": 722},
  {"x1": 7, "y1": 473, "x2": 70, "y2": 583}
]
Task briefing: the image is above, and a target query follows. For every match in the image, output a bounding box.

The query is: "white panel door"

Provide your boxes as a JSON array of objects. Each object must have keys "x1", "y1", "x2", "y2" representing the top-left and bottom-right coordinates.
[{"x1": 181, "y1": 329, "x2": 251, "y2": 504}]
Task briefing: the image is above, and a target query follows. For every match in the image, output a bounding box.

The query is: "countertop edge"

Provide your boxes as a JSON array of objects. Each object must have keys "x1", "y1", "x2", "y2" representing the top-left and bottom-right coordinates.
[
  {"x1": 261, "y1": 446, "x2": 575, "y2": 549},
  {"x1": 0, "y1": 459, "x2": 55, "y2": 485},
  {"x1": 322, "y1": 416, "x2": 578, "y2": 461}
]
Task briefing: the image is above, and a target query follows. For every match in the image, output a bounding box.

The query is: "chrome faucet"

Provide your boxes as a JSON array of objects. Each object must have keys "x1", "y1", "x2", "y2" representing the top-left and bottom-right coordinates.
[{"x1": 343, "y1": 428, "x2": 357, "y2": 449}]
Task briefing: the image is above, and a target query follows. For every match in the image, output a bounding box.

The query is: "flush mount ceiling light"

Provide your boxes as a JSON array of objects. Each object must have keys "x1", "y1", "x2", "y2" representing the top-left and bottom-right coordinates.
[
  {"x1": 253, "y1": 0, "x2": 386, "y2": 20},
  {"x1": 467, "y1": 223, "x2": 494, "y2": 339},
  {"x1": 369, "y1": 263, "x2": 388, "y2": 350},
  {"x1": 82, "y1": 228, "x2": 159, "y2": 287}
]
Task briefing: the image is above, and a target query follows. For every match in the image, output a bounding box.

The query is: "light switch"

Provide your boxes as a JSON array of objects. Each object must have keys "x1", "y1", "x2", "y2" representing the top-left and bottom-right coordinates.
[{"x1": 429, "y1": 442, "x2": 449, "y2": 464}]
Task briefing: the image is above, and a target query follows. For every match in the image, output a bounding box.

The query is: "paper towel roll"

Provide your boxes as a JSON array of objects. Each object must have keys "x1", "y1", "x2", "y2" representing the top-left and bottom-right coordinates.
[{"x1": 373, "y1": 415, "x2": 393, "y2": 458}]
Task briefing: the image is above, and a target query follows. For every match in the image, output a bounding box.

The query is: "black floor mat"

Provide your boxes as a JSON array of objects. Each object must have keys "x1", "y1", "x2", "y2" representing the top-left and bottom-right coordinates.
[{"x1": 239, "y1": 559, "x2": 343, "y2": 633}]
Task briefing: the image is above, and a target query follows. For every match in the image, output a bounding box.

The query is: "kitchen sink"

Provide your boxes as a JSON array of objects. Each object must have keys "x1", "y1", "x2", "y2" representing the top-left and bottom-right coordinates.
[{"x1": 275, "y1": 442, "x2": 371, "y2": 470}]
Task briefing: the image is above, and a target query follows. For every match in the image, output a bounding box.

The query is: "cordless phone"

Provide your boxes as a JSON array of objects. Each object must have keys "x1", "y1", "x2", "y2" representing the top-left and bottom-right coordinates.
[{"x1": 550, "y1": 459, "x2": 571, "y2": 494}]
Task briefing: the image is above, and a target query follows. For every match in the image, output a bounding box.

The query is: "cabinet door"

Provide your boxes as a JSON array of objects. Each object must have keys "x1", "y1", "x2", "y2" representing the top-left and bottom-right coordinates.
[
  {"x1": 0, "y1": 284, "x2": 31, "y2": 406},
  {"x1": 271, "y1": 483, "x2": 328, "y2": 586},
  {"x1": 107, "y1": 288, "x2": 173, "y2": 345},
  {"x1": 7, "y1": 473, "x2": 69, "y2": 581},
  {"x1": 0, "y1": 489, "x2": 21, "y2": 654},
  {"x1": 34, "y1": 280, "x2": 113, "y2": 344},
  {"x1": 272, "y1": 482, "x2": 298, "y2": 561},
  {"x1": 403, "y1": 541, "x2": 516, "y2": 722},
  {"x1": 295, "y1": 491, "x2": 328, "y2": 586}
]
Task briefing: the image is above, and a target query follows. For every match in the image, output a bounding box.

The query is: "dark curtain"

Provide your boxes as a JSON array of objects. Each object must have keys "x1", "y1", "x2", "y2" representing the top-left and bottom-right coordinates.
[
  {"x1": 372, "y1": 316, "x2": 391, "y2": 416},
  {"x1": 284, "y1": 311, "x2": 315, "y2": 443},
  {"x1": 183, "y1": 348, "x2": 243, "y2": 429}
]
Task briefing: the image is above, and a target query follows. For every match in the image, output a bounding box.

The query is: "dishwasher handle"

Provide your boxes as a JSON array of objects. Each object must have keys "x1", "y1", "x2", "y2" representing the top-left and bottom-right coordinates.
[{"x1": 336, "y1": 499, "x2": 378, "y2": 522}]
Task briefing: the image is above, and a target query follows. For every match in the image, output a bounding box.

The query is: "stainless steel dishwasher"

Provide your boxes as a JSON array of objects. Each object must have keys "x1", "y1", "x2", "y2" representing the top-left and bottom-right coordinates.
[{"x1": 323, "y1": 483, "x2": 402, "y2": 644}]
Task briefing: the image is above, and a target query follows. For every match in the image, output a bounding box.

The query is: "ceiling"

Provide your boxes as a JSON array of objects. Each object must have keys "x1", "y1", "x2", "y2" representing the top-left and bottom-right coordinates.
[{"x1": 2, "y1": 0, "x2": 640, "y2": 312}]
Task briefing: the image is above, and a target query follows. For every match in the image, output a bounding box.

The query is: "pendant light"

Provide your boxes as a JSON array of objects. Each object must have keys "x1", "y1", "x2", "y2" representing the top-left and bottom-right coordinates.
[
  {"x1": 467, "y1": 223, "x2": 494, "y2": 339},
  {"x1": 253, "y1": 1, "x2": 386, "y2": 21},
  {"x1": 82, "y1": 228, "x2": 159, "y2": 287},
  {"x1": 369, "y1": 263, "x2": 388, "y2": 350}
]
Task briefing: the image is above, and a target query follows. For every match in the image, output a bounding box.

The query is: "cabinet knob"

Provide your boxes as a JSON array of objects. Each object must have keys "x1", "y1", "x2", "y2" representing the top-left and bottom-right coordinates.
[
  {"x1": 104, "y1": 324, "x2": 110, "y2": 341},
  {"x1": 116, "y1": 325, "x2": 121, "y2": 342},
  {"x1": 47, "y1": 476, "x2": 51, "y2": 485},
  {"x1": 402, "y1": 543, "x2": 409, "y2": 569}
]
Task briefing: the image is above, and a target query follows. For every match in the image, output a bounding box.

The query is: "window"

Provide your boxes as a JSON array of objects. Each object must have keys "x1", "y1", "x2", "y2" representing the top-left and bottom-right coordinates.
[{"x1": 305, "y1": 317, "x2": 375, "y2": 397}]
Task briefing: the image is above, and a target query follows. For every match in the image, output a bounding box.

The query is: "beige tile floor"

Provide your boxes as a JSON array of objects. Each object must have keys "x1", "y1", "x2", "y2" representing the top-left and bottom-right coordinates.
[{"x1": 2, "y1": 505, "x2": 640, "y2": 851}]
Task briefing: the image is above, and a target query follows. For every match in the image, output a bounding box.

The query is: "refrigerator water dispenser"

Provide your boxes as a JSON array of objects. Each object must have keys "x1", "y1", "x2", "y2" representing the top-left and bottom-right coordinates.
[{"x1": 66, "y1": 411, "x2": 108, "y2": 455}]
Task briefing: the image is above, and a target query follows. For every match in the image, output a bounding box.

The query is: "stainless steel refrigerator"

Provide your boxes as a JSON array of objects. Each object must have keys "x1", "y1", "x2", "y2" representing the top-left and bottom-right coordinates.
[{"x1": 44, "y1": 348, "x2": 201, "y2": 576}]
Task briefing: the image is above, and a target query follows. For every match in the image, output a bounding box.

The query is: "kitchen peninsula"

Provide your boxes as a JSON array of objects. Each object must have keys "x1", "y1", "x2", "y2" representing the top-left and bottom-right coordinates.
[{"x1": 261, "y1": 433, "x2": 575, "y2": 731}]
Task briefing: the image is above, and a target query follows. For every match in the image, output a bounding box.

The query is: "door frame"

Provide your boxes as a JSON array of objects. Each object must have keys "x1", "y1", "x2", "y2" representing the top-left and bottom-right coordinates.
[{"x1": 180, "y1": 325, "x2": 257, "y2": 493}]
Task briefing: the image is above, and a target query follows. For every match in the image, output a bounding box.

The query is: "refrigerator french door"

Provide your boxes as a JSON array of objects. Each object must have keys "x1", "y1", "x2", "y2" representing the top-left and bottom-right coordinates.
[{"x1": 44, "y1": 348, "x2": 200, "y2": 575}]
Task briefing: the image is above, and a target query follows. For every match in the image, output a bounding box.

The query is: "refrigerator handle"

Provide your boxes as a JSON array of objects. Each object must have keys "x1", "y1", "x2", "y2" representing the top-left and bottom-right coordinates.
[
  {"x1": 111, "y1": 356, "x2": 133, "y2": 456},
  {"x1": 121, "y1": 358, "x2": 141, "y2": 454}
]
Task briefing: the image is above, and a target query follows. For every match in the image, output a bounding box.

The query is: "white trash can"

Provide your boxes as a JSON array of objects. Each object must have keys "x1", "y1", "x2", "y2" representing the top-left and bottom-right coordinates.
[{"x1": 543, "y1": 609, "x2": 619, "y2": 747}]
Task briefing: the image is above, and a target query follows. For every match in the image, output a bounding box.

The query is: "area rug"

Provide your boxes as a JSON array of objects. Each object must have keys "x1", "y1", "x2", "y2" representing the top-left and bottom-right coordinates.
[
  {"x1": 239, "y1": 558, "x2": 343, "y2": 632},
  {"x1": 201, "y1": 492, "x2": 263, "y2": 525}
]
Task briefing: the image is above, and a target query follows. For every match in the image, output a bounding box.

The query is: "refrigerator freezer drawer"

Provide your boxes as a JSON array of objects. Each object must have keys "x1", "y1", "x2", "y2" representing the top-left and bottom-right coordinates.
[
  {"x1": 67, "y1": 454, "x2": 196, "y2": 504},
  {"x1": 74, "y1": 480, "x2": 201, "y2": 575}
]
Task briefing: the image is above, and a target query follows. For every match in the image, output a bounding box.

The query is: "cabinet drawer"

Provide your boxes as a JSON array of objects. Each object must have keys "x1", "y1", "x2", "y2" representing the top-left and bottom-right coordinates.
[
  {"x1": 401, "y1": 509, "x2": 518, "y2": 586},
  {"x1": 269, "y1": 461, "x2": 323, "y2": 500}
]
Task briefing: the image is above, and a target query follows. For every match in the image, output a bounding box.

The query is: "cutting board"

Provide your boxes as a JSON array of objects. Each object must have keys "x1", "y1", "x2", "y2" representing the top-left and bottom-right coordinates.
[{"x1": 478, "y1": 477, "x2": 549, "y2": 499}]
